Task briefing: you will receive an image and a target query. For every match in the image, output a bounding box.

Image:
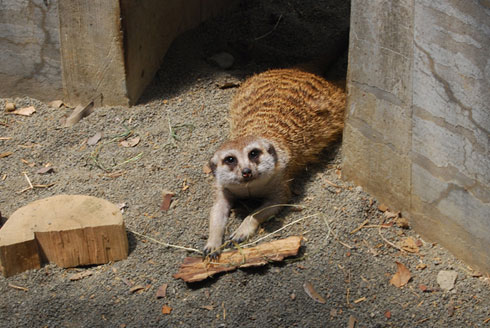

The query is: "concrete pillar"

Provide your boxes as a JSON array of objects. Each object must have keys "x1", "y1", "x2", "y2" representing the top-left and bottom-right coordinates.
[{"x1": 344, "y1": 0, "x2": 490, "y2": 273}]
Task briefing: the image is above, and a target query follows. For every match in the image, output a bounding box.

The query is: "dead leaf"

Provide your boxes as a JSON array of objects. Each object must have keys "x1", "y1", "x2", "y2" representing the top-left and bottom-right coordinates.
[
  {"x1": 48, "y1": 100, "x2": 64, "y2": 108},
  {"x1": 129, "y1": 285, "x2": 145, "y2": 293},
  {"x1": 200, "y1": 305, "x2": 214, "y2": 311},
  {"x1": 383, "y1": 211, "x2": 399, "y2": 219},
  {"x1": 11, "y1": 106, "x2": 36, "y2": 116},
  {"x1": 0, "y1": 152, "x2": 13, "y2": 158},
  {"x1": 37, "y1": 166, "x2": 54, "y2": 174},
  {"x1": 303, "y1": 282, "x2": 326, "y2": 304},
  {"x1": 69, "y1": 270, "x2": 94, "y2": 281},
  {"x1": 395, "y1": 217, "x2": 410, "y2": 229},
  {"x1": 155, "y1": 284, "x2": 168, "y2": 299},
  {"x1": 378, "y1": 204, "x2": 389, "y2": 212},
  {"x1": 161, "y1": 191, "x2": 174, "y2": 211},
  {"x1": 390, "y1": 261, "x2": 411, "y2": 288},
  {"x1": 87, "y1": 132, "x2": 102, "y2": 146},
  {"x1": 418, "y1": 284, "x2": 433, "y2": 292},
  {"x1": 399, "y1": 237, "x2": 419, "y2": 253},
  {"x1": 120, "y1": 136, "x2": 140, "y2": 148},
  {"x1": 384, "y1": 310, "x2": 391, "y2": 319},
  {"x1": 5, "y1": 102, "x2": 16, "y2": 112},
  {"x1": 161, "y1": 305, "x2": 172, "y2": 315},
  {"x1": 203, "y1": 164, "x2": 212, "y2": 175},
  {"x1": 416, "y1": 263, "x2": 427, "y2": 270}
]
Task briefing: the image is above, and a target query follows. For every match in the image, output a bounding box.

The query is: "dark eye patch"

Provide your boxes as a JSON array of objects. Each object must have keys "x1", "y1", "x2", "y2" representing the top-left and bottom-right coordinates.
[
  {"x1": 223, "y1": 156, "x2": 236, "y2": 165},
  {"x1": 248, "y1": 149, "x2": 262, "y2": 161}
]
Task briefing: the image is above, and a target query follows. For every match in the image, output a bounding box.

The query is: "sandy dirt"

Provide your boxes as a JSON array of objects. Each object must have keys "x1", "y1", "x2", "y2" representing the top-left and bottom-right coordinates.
[{"x1": 1, "y1": 1, "x2": 489, "y2": 327}]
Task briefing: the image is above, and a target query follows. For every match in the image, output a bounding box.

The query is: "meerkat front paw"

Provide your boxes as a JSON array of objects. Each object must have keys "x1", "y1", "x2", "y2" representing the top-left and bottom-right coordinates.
[
  {"x1": 203, "y1": 240, "x2": 224, "y2": 260},
  {"x1": 229, "y1": 215, "x2": 260, "y2": 243}
]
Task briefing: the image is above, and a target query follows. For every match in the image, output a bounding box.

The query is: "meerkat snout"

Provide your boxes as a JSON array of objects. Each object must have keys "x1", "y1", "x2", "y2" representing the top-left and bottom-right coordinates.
[{"x1": 242, "y1": 168, "x2": 252, "y2": 180}]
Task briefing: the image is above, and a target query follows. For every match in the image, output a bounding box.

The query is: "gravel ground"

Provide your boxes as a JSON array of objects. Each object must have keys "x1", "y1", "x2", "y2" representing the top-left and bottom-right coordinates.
[{"x1": 1, "y1": 1, "x2": 489, "y2": 327}]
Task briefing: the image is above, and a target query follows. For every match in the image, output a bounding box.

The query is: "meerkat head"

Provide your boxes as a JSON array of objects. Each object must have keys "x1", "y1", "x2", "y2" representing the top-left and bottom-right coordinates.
[{"x1": 209, "y1": 136, "x2": 279, "y2": 186}]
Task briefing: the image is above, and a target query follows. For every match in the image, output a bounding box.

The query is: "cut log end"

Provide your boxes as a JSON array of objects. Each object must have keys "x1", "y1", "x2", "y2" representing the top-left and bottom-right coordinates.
[{"x1": 0, "y1": 195, "x2": 128, "y2": 277}]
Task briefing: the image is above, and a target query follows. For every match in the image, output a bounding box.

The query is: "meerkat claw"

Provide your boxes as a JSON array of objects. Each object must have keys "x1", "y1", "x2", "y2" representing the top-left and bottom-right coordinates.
[{"x1": 202, "y1": 246, "x2": 220, "y2": 260}]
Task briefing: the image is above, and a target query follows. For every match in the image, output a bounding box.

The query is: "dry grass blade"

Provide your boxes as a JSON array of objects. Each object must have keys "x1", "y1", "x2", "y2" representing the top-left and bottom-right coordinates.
[{"x1": 129, "y1": 229, "x2": 202, "y2": 254}]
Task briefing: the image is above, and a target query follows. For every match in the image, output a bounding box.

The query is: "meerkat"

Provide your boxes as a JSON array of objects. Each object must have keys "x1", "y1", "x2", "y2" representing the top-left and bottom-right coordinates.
[{"x1": 203, "y1": 67, "x2": 346, "y2": 258}]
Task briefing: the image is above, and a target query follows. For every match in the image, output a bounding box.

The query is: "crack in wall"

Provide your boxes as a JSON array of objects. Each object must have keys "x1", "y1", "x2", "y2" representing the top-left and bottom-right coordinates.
[{"x1": 414, "y1": 41, "x2": 490, "y2": 136}]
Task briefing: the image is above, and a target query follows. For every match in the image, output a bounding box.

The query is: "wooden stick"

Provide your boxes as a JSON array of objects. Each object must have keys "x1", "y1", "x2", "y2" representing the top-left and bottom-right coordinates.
[{"x1": 173, "y1": 236, "x2": 302, "y2": 283}]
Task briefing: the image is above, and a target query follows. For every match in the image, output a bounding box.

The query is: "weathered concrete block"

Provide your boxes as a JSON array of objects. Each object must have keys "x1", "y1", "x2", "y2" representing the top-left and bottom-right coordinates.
[
  {"x1": 344, "y1": 0, "x2": 490, "y2": 273},
  {"x1": 0, "y1": 0, "x2": 63, "y2": 101},
  {"x1": 342, "y1": 122, "x2": 412, "y2": 212},
  {"x1": 348, "y1": 0, "x2": 414, "y2": 105}
]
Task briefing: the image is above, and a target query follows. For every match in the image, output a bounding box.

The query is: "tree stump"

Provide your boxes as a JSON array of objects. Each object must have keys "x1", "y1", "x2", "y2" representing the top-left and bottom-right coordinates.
[{"x1": 0, "y1": 195, "x2": 128, "y2": 277}]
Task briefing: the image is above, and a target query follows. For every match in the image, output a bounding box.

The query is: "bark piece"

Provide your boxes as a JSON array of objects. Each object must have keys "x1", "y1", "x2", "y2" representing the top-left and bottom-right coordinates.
[
  {"x1": 0, "y1": 195, "x2": 128, "y2": 277},
  {"x1": 173, "y1": 236, "x2": 302, "y2": 282}
]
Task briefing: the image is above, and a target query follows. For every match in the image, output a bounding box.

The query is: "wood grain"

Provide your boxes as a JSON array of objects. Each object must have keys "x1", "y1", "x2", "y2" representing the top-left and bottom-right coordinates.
[{"x1": 173, "y1": 236, "x2": 302, "y2": 282}]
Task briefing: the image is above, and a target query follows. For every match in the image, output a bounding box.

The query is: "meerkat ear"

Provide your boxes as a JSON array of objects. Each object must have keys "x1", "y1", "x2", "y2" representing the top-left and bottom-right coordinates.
[
  {"x1": 267, "y1": 144, "x2": 277, "y2": 162},
  {"x1": 208, "y1": 159, "x2": 217, "y2": 176}
]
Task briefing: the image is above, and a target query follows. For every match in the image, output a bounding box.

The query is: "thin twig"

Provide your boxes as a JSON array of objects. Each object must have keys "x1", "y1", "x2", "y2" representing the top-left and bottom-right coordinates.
[
  {"x1": 8, "y1": 283, "x2": 28, "y2": 292},
  {"x1": 129, "y1": 229, "x2": 203, "y2": 254},
  {"x1": 378, "y1": 219, "x2": 404, "y2": 251},
  {"x1": 250, "y1": 203, "x2": 303, "y2": 217},
  {"x1": 322, "y1": 215, "x2": 354, "y2": 249},
  {"x1": 23, "y1": 172, "x2": 33, "y2": 189},
  {"x1": 254, "y1": 14, "x2": 283, "y2": 41},
  {"x1": 241, "y1": 213, "x2": 317, "y2": 248},
  {"x1": 350, "y1": 219, "x2": 369, "y2": 234},
  {"x1": 325, "y1": 179, "x2": 343, "y2": 189}
]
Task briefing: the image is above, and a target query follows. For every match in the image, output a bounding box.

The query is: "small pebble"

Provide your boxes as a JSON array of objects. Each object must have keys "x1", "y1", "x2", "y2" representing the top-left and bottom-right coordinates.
[{"x1": 5, "y1": 102, "x2": 16, "y2": 112}]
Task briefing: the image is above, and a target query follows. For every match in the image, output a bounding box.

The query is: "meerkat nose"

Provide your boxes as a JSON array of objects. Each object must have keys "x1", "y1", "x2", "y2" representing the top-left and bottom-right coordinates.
[{"x1": 242, "y1": 168, "x2": 252, "y2": 179}]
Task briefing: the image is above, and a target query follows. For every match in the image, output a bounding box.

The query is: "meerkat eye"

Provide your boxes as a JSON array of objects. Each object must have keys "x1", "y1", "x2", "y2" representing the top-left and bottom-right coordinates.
[
  {"x1": 223, "y1": 156, "x2": 236, "y2": 165},
  {"x1": 248, "y1": 149, "x2": 261, "y2": 160}
]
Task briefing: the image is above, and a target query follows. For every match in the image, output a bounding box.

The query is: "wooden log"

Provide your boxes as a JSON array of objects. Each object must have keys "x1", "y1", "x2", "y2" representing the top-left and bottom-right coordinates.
[
  {"x1": 0, "y1": 195, "x2": 128, "y2": 277},
  {"x1": 173, "y1": 236, "x2": 302, "y2": 283}
]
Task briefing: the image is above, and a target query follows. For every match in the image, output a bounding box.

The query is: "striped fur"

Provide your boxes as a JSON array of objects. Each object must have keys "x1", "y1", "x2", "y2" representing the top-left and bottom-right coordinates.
[{"x1": 229, "y1": 68, "x2": 346, "y2": 179}]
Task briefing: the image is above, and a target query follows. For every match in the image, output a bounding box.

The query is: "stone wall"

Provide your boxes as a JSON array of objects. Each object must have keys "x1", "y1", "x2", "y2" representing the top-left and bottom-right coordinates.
[
  {"x1": 0, "y1": 0, "x2": 63, "y2": 101},
  {"x1": 344, "y1": 0, "x2": 490, "y2": 273}
]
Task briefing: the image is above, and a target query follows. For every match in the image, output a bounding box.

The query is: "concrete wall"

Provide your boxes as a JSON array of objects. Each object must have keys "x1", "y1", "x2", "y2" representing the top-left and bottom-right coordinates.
[
  {"x1": 0, "y1": 0, "x2": 63, "y2": 101},
  {"x1": 344, "y1": 0, "x2": 490, "y2": 273}
]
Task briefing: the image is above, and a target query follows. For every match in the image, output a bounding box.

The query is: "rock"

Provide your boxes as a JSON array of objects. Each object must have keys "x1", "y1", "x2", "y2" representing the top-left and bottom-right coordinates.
[
  {"x1": 437, "y1": 270, "x2": 458, "y2": 291},
  {"x1": 208, "y1": 52, "x2": 234, "y2": 69},
  {"x1": 5, "y1": 102, "x2": 16, "y2": 112}
]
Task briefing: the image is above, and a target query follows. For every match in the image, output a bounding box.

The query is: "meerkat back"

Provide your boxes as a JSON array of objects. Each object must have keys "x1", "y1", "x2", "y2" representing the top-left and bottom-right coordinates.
[{"x1": 229, "y1": 68, "x2": 346, "y2": 177}]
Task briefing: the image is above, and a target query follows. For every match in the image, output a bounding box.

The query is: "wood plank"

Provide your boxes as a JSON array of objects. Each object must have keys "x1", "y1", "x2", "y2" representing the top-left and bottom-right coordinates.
[{"x1": 58, "y1": 0, "x2": 128, "y2": 107}]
